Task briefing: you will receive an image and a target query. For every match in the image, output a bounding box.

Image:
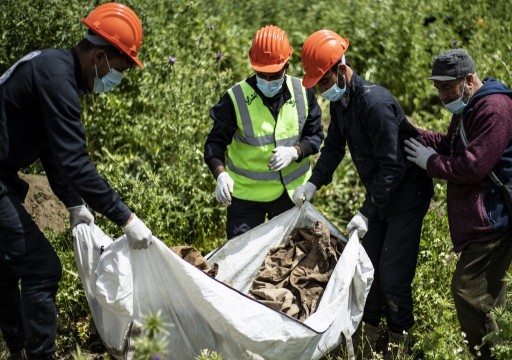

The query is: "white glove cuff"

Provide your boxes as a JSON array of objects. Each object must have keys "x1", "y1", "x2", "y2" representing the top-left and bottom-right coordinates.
[
  {"x1": 306, "y1": 182, "x2": 317, "y2": 191},
  {"x1": 357, "y1": 211, "x2": 368, "y2": 222},
  {"x1": 291, "y1": 146, "x2": 299, "y2": 161},
  {"x1": 217, "y1": 172, "x2": 230, "y2": 182},
  {"x1": 122, "y1": 214, "x2": 138, "y2": 231},
  {"x1": 67, "y1": 204, "x2": 85, "y2": 210}
]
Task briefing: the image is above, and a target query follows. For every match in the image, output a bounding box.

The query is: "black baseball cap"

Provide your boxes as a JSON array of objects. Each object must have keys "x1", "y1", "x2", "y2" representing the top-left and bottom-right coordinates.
[{"x1": 428, "y1": 49, "x2": 476, "y2": 81}]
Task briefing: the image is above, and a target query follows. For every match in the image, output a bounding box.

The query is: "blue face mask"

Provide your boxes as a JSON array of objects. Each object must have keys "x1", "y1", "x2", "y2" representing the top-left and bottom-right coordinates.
[
  {"x1": 444, "y1": 79, "x2": 467, "y2": 114},
  {"x1": 256, "y1": 75, "x2": 284, "y2": 98},
  {"x1": 93, "y1": 55, "x2": 124, "y2": 93},
  {"x1": 321, "y1": 69, "x2": 346, "y2": 102}
]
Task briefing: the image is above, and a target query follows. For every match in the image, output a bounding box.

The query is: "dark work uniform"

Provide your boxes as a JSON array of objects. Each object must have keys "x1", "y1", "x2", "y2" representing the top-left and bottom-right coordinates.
[
  {"x1": 308, "y1": 72, "x2": 434, "y2": 333},
  {"x1": 0, "y1": 49, "x2": 131, "y2": 359},
  {"x1": 204, "y1": 75, "x2": 324, "y2": 239}
]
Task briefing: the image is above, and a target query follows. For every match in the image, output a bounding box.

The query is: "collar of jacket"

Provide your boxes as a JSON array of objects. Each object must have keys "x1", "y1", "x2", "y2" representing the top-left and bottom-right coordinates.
[
  {"x1": 463, "y1": 77, "x2": 512, "y2": 116},
  {"x1": 71, "y1": 48, "x2": 89, "y2": 96},
  {"x1": 336, "y1": 71, "x2": 363, "y2": 110}
]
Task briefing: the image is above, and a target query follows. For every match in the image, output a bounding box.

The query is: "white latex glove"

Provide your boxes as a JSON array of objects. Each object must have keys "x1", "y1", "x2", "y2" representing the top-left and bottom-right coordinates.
[
  {"x1": 268, "y1": 146, "x2": 299, "y2": 172},
  {"x1": 404, "y1": 138, "x2": 437, "y2": 170},
  {"x1": 346, "y1": 211, "x2": 369, "y2": 239},
  {"x1": 122, "y1": 214, "x2": 152, "y2": 250},
  {"x1": 215, "y1": 172, "x2": 234, "y2": 206},
  {"x1": 292, "y1": 182, "x2": 317, "y2": 205},
  {"x1": 67, "y1": 205, "x2": 94, "y2": 228}
]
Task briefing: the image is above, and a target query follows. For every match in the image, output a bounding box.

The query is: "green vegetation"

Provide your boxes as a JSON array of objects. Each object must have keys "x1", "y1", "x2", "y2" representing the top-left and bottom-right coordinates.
[{"x1": 1, "y1": 0, "x2": 511, "y2": 359}]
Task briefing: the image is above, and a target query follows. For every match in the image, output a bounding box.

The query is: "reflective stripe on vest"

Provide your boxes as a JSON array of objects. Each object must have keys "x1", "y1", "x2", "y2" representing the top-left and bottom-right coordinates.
[
  {"x1": 226, "y1": 157, "x2": 310, "y2": 186},
  {"x1": 226, "y1": 76, "x2": 311, "y2": 202}
]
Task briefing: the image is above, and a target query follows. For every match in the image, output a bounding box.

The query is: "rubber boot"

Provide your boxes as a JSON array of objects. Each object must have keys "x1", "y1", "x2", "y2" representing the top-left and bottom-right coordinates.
[
  {"x1": 9, "y1": 350, "x2": 27, "y2": 360},
  {"x1": 385, "y1": 330, "x2": 410, "y2": 359},
  {"x1": 353, "y1": 323, "x2": 379, "y2": 359}
]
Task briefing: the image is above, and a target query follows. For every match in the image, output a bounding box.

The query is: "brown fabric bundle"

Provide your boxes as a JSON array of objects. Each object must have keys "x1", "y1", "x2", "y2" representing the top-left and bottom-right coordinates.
[
  {"x1": 249, "y1": 221, "x2": 344, "y2": 321},
  {"x1": 171, "y1": 245, "x2": 219, "y2": 278}
]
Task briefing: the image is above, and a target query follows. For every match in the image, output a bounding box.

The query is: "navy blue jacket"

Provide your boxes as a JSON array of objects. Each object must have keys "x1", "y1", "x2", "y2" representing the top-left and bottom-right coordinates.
[
  {"x1": 0, "y1": 48, "x2": 131, "y2": 225},
  {"x1": 309, "y1": 72, "x2": 433, "y2": 219}
]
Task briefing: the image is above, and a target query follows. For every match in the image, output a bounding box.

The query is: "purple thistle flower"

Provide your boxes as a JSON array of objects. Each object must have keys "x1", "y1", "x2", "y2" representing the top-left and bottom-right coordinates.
[
  {"x1": 168, "y1": 56, "x2": 176, "y2": 65},
  {"x1": 216, "y1": 52, "x2": 222, "y2": 60}
]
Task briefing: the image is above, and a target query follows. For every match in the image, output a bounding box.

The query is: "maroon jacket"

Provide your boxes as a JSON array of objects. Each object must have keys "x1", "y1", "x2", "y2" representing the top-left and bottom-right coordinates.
[{"x1": 420, "y1": 78, "x2": 512, "y2": 252}]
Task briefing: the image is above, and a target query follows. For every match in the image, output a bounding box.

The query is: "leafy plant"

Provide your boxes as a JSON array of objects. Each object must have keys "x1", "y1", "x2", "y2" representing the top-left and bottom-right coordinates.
[
  {"x1": 134, "y1": 311, "x2": 171, "y2": 360},
  {"x1": 195, "y1": 349, "x2": 224, "y2": 360}
]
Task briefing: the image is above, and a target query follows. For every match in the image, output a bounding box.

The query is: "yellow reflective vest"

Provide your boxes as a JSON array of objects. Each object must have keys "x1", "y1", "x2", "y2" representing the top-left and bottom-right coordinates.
[{"x1": 226, "y1": 76, "x2": 311, "y2": 202}]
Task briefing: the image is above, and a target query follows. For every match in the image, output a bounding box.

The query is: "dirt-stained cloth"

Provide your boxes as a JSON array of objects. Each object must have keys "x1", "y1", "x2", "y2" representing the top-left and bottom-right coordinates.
[
  {"x1": 171, "y1": 245, "x2": 219, "y2": 278},
  {"x1": 249, "y1": 221, "x2": 344, "y2": 321}
]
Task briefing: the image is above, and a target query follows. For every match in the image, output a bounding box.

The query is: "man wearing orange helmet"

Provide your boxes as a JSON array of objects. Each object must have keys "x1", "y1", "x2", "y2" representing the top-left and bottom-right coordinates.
[
  {"x1": 204, "y1": 25, "x2": 324, "y2": 239},
  {"x1": 294, "y1": 30, "x2": 433, "y2": 358},
  {"x1": 0, "y1": 3, "x2": 152, "y2": 359}
]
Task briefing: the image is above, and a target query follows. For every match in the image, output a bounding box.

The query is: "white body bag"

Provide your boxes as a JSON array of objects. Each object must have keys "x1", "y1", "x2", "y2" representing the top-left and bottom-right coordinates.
[{"x1": 73, "y1": 202, "x2": 374, "y2": 360}]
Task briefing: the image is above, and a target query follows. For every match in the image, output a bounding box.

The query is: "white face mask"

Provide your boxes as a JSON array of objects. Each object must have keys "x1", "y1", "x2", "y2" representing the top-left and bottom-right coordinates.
[
  {"x1": 444, "y1": 79, "x2": 467, "y2": 114},
  {"x1": 321, "y1": 68, "x2": 346, "y2": 102},
  {"x1": 93, "y1": 54, "x2": 124, "y2": 93},
  {"x1": 321, "y1": 81, "x2": 346, "y2": 102},
  {"x1": 256, "y1": 75, "x2": 284, "y2": 98}
]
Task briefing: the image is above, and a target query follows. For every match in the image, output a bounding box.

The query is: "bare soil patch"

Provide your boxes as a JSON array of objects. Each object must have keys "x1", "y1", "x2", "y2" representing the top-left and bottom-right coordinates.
[{"x1": 20, "y1": 173, "x2": 68, "y2": 233}]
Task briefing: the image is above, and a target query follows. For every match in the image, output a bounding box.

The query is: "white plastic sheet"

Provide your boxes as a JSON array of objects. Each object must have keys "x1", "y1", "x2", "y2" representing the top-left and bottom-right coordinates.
[{"x1": 73, "y1": 202, "x2": 374, "y2": 360}]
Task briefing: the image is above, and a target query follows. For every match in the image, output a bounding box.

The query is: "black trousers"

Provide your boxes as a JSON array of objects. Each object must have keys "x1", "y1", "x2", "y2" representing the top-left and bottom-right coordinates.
[
  {"x1": 452, "y1": 231, "x2": 512, "y2": 359},
  {"x1": 226, "y1": 191, "x2": 295, "y2": 239},
  {"x1": 0, "y1": 178, "x2": 62, "y2": 360},
  {"x1": 361, "y1": 201, "x2": 430, "y2": 333}
]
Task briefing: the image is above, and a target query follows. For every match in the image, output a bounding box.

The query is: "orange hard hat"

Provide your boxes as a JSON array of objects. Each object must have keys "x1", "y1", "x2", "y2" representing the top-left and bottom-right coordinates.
[
  {"x1": 82, "y1": 2, "x2": 144, "y2": 68},
  {"x1": 301, "y1": 30, "x2": 349, "y2": 88},
  {"x1": 249, "y1": 25, "x2": 292, "y2": 73}
]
